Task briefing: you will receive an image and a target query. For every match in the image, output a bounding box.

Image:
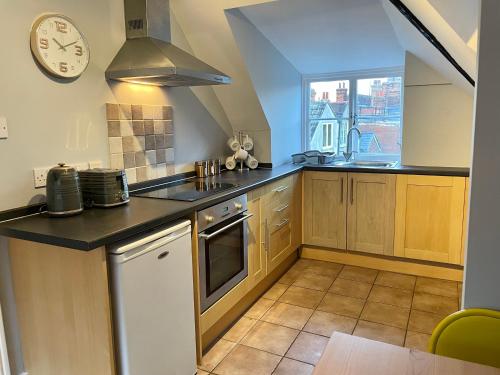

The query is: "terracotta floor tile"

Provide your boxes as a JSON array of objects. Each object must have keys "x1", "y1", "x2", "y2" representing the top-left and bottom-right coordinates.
[
  {"x1": 285, "y1": 332, "x2": 328, "y2": 365},
  {"x1": 264, "y1": 283, "x2": 289, "y2": 300},
  {"x1": 278, "y1": 286, "x2": 325, "y2": 309},
  {"x1": 353, "y1": 320, "x2": 406, "y2": 346},
  {"x1": 329, "y1": 277, "x2": 372, "y2": 299},
  {"x1": 213, "y1": 344, "x2": 281, "y2": 375},
  {"x1": 240, "y1": 321, "x2": 299, "y2": 356},
  {"x1": 368, "y1": 285, "x2": 413, "y2": 308},
  {"x1": 412, "y1": 292, "x2": 458, "y2": 316},
  {"x1": 338, "y1": 265, "x2": 378, "y2": 284},
  {"x1": 261, "y1": 302, "x2": 314, "y2": 330},
  {"x1": 375, "y1": 271, "x2": 416, "y2": 291},
  {"x1": 245, "y1": 298, "x2": 275, "y2": 319},
  {"x1": 223, "y1": 316, "x2": 258, "y2": 343},
  {"x1": 360, "y1": 301, "x2": 410, "y2": 329},
  {"x1": 199, "y1": 339, "x2": 237, "y2": 372},
  {"x1": 415, "y1": 277, "x2": 458, "y2": 298},
  {"x1": 197, "y1": 369, "x2": 210, "y2": 375},
  {"x1": 292, "y1": 271, "x2": 335, "y2": 291},
  {"x1": 279, "y1": 268, "x2": 302, "y2": 285},
  {"x1": 304, "y1": 261, "x2": 343, "y2": 277},
  {"x1": 407, "y1": 309, "x2": 445, "y2": 334},
  {"x1": 303, "y1": 310, "x2": 357, "y2": 337},
  {"x1": 405, "y1": 331, "x2": 431, "y2": 352},
  {"x1": 272, "y1": 358, "x2": 314, "y2": 375},
  {"x1": 317, "y1": 292, "x2": 365, "y2": 318}
]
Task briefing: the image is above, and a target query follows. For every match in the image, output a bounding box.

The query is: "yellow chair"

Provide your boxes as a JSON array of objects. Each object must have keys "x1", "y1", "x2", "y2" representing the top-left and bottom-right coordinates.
[{"x1": 429, "y1": 308, "x2": 500, "y2": 368}]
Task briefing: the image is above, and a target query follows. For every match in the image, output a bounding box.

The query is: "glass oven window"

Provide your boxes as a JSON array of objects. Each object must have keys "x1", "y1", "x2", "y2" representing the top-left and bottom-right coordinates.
[{"x1": 204, "y1": 215, "x2": 245, "y2": 296}]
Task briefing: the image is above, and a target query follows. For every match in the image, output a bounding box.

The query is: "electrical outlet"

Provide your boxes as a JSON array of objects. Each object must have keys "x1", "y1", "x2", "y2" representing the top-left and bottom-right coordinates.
[
  {"x1": 33, "y1": 167, "x2": 51, "y2": 188},
  {"x1": 0, "y1": 116, "x2": 8, "y2": 139},
  {"x1": 89, "y1": 160, "x2": 102, "y2": 169}
]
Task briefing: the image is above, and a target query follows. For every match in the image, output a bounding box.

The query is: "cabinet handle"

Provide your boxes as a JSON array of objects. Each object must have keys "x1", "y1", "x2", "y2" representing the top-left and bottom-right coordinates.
[
  {"x1": 273, "y1": 185, "x2": 288, "y2": 193},
  {"x1": 350, "y1": 178, "x2": 354, "y2": 205},
  {"x1": 274, "y1": 204, "x2": 289, "y2": 212},
  {"x1": 340, "y1": 177, "x2": 344, "y2": 203},
  {"x1": 275, "y1": 218, "x2": 290, "y2": 229}
]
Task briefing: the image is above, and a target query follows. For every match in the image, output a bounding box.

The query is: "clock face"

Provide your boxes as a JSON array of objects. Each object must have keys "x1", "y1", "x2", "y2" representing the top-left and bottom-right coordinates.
[{"x1": 30, "y1": 14, "x2": 90, "y2": 79}]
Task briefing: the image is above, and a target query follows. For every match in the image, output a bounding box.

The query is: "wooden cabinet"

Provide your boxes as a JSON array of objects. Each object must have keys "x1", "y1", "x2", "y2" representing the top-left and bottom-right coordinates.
[
  {"x1": 262, "y1": 174, "x2": 301, "y2": 273},
  {"x1": 247, "y1": 196, "x2": 266, "y2": 288},
  {"x1": 304, "y1": 171, "x2": 348, "y2": 249},
  {"x1": 394, "y1": 175, "x2": 466, "y2": 265},
  {"x1": 347, "y1": 173, "x2": 396, "y2": 256},
  {"x1": 461, "y1": 178, "x2": 470, "y2": 265}
]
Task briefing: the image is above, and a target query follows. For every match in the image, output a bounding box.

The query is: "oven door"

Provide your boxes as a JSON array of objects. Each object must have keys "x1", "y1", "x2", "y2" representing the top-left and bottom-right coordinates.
[{"x1": 198, "y1": 213, "x2": 252, "y2": 313}]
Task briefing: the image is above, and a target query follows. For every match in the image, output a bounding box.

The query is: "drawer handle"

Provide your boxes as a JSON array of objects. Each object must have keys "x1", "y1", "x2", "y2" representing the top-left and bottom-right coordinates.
[
  {"x1": 275, "y1": 218, "x2": 289, "y2": 229},
  {"x1": 274, "y1": 204, "x2": 289, "y2": 212},
  {"x1": 273, "y1": 185, "x2": 288, "y2": 193}
]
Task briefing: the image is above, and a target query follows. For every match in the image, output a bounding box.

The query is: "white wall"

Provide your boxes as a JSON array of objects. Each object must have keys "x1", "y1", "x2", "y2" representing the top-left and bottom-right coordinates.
[
  {"x1": 402, "y1": 52, "x2": 473, "y2": 167},
  {"x1": 463, "y1": 0, "x2": 500, "y2": 309},
  {"x1": 226, "y1": 9, "x2": 302, "y2": 166},
  {"x1": 0, "y1": 0, "x2": 231, "y2": 212}
]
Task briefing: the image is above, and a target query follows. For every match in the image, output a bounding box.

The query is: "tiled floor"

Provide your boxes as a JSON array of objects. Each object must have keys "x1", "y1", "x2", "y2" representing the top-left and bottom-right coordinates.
[{"x1": 198, "y1": 259, "x2": 462, "y2": 375}]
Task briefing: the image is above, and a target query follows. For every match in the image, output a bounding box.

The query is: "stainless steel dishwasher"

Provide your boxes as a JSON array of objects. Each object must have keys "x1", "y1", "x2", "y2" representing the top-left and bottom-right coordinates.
[{"x1": 108, "y1": 220, "x2": 196, "y2": 375}]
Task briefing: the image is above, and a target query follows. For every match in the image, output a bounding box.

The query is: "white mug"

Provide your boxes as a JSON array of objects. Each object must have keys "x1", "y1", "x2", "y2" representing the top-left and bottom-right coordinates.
[
  {"x1": 235, "y1": 148, "x2": 248, "y2": 160},
  {"x1": 227, "y1": 136, "x2": 241, "y2": 152}
]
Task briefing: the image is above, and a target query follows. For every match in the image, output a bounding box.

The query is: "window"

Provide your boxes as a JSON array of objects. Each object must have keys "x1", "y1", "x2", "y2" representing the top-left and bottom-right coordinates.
[
  {"x1": 303, "y1": 69, "x2": 403, "y2": 161},
  {"x1": 322, "y1": 123, "x2": 333, "y2": 149}
]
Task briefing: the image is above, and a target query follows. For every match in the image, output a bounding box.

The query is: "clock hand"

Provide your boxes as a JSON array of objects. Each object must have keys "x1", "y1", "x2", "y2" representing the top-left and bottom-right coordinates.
[
  {"x1": 52, "y1": 38, "x2": 67, "y2": 51},
  {"x1": 62, "y1": 41, "x2": 78, "y2": 49}
]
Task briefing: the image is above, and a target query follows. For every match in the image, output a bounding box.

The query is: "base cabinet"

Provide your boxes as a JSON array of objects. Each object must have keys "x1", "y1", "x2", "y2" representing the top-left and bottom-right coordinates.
[
  {"x1": 303, "y1": 171, "x2": 348, "y2": 249},
  {"x1": 347, "y1": 173, "x2": 396, "y2": 256},
  {"x1": 247, "y1": 197, "x2": 266, "y2": 288},
  {"x1": 394, "y1": 175, "x2": 466, "y2": 265}
]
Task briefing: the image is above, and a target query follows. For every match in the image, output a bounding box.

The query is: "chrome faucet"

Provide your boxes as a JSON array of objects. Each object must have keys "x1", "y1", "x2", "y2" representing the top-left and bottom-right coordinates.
[{"x1": 343, "y1": 127, "x2": 361, "y2": 162}]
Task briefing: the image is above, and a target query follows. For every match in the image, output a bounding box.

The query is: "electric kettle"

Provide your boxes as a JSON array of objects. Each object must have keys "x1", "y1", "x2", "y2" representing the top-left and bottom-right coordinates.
[{"x1": 46, "y1": 163, "x2": 84, "y2": 217}]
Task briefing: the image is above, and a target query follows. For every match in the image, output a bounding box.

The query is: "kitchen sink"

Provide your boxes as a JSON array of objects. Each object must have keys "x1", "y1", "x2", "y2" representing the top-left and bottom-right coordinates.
[{"x1": 333, "y1": 160, "x2": 398, "y2": 168}]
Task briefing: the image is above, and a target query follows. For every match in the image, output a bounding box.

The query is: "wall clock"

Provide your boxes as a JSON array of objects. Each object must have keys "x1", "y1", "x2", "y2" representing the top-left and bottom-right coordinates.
[{"x1": 30, "y1": 14, "x2": 90, "y2": 79}]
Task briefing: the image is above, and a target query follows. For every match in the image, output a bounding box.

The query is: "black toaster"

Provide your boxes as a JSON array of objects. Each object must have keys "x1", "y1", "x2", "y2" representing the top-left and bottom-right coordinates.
[{"x1": 79, "y1": 169, "x2": 129, "y2": 208}]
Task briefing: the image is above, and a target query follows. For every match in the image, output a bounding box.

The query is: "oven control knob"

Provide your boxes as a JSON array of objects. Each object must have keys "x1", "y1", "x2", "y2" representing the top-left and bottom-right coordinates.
[
  {"x1": 234, "y1": 202, "x2": 243, "y2": 210},
  {"x1": 205, "y1": 215, "x2": 215, "y2": 223}
]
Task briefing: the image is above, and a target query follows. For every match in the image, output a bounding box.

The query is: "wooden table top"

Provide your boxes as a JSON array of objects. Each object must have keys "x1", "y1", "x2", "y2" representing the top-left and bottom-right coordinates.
[{"x1": 313, "y1": 332, "x2": 500, "y2": 375}]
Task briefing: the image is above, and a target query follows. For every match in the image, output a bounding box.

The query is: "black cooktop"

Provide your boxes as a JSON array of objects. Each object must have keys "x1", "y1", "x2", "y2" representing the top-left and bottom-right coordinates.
[{"x1": 130, "y1": 180, "x2": 238, "y2": 202}]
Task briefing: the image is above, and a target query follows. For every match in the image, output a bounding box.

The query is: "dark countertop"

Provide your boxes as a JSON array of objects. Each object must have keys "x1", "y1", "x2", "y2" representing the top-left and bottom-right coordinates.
[{"x1": 0, "y1": 162, "x2": 469, "y2": 251}]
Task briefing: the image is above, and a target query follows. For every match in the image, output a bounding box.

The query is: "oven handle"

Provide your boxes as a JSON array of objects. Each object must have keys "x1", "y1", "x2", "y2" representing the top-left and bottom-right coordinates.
[{"x1": 199, "y1": 214, "x2": 253, "y2": 240}]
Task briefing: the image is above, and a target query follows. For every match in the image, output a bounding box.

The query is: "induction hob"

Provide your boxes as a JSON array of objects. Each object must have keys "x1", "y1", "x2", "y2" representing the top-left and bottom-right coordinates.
[{"x1": 130, "y1": 180, "x2": 238, "y2": 202}]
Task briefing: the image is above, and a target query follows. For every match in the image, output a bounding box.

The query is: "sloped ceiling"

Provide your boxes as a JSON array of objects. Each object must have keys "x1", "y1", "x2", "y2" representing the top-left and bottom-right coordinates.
[
  {"x1": 239, "y1": 0, "x2": 405, "y2": 74},
  {"x1": 382, "y1": 0, "x2": 477, "y2": 93}
]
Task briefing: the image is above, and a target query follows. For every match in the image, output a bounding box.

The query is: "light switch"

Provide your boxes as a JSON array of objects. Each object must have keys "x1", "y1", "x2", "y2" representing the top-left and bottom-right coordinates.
[{"x1": 0, "y1": 116, "x2": 8, "y2": 139}]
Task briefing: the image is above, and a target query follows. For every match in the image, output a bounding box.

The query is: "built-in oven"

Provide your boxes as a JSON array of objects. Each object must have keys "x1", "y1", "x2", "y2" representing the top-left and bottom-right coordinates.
[{"x1": 197, "y1": 195, "x2": 251, "y2": 313}]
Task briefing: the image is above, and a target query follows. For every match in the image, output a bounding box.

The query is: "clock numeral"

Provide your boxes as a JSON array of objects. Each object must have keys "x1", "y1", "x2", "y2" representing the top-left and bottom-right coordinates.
[
  {"x1": 55, "y1": 21, "x2": 67, "y2": 33},
  {"x1": 39, "y1": 38, "x2": 49, "y2": 49},
  {"x1": 59, "y1": 62, "x2": 68, "y2": 73},
  {"x1": 75, "y1": 45, "x2": 83, "y2": 56}
]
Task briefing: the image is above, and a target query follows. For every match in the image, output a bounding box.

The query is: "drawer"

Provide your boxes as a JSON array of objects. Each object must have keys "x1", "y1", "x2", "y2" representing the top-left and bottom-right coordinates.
[
  {"x1": 269, "y1": 220, "x2": 292, "y2": 259},
  {"x1": 267, "y1": 176, "x2": 293, "y2": 205},
  {"x1": 270, "y1": 203, "x2": 291, "y2": 233}
]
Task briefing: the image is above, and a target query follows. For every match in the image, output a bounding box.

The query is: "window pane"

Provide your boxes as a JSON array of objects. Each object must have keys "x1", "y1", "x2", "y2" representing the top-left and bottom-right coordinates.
[
  {"x1": 308, "y1": 80, "x2": 350, "y2": 154},
  {"x1": 355, "y1": 77, "x2": 402, "y2": 161}
]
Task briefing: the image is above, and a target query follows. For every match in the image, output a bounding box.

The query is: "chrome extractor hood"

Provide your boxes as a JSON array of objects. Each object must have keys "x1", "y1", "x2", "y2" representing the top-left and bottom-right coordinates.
[{"x1": 105, "y1": 0, "x2": 231, "y2": 86}]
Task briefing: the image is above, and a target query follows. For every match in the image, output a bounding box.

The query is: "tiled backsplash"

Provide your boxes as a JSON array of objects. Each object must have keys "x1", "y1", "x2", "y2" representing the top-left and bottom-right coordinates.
[{"x1": 106, "y1": 103, "x2": 175, "y2": 183}]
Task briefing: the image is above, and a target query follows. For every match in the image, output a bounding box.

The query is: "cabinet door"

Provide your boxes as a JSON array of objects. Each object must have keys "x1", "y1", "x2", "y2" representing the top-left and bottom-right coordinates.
[
  {"x1": 461, "y1": 177, "x2": 470, "y2": 266},
  {"x1": 394, "y1": 175, "x2": 466, "y2": 264},
  {"x1": 303, "y1": 171, "x2": 348, "y2": 249},
  {"x1": 291, "y1": 173, "x2": 303, "y2": 251},
  {"x1": 347, "y1": 173, "x2": 396, "y2": 255},
  {"x1": 247, "y1": 197, "x2": 266, "y2": 287}
]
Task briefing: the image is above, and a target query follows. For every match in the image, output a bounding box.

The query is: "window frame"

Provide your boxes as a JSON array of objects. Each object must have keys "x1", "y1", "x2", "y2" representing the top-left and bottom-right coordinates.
[{"x1": 302, "y1": 66, "x2": 405, "y2": 158}]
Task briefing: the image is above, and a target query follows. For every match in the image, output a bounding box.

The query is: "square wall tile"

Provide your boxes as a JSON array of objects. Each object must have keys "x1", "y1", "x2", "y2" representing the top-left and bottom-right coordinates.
[
  {"x1": 166, "y1": 165, "x2": 175, "y2": 176},
  {"x1": 165, "y1": 148, "x2": 174, "y2": 163},
  {"x1": 125, "y1": 168, "x2": 137, "y2": 184},
  {"x1": 153, "y1": 106, "x2": 164, "y2": 120},
  {"x1": 154, "y1": 120, "x2": 165, "y2": 134},
  {"x1": 106, "y1": 103, "x2": 119, "y2": 120},
  {"x1": 109, "y1": 137, "x2": 123, "y2": 154},
  {"x1": 144, "y1": 120, "x2": 155, "y2": 135},
  {"x1": 108, "y1": 121, "x2": 121, "y2": 137},
  {"x1": 120, "y1": 121, "x2": 134, "y2": 137},
  {"x1": 156, "y1": 163, "x2": 167, "y2": 178},
  {"x1": 145, "y1": 150, "x2": 157, "y2": 165},
  {"x1": 110, "y1": 153, "x2": 124, "y2": 169},
  {"x1": 155, "y1": 135, "x2": 165, "y2": 149},
  {"x1": 135, "y1": 151, "x2": 146, "y2": 167},
  {"x1": 143, "y1": 105, "x2": 155, "y2": 120},
  {"x1": 163, "y1": 106, "x2": 173, "y2": 120},
  {"x1": 119, "y1": 104, "x2": 132, "y2": 120},
  {"x1": 123, "y1": 153, "x2": 135, "y2": 169},
  {"x1": 156, "y1": 149, "x2": 166, "y2": 164},
  {"x1": 132, "y1": 121, "x2": 145, "y2": 136},
  {"x1": 165, "y1": 134, "x2": 174, "y2": 148},
  {"x1": 145, "y1": 135, "x2": 156, "y2": 150},
  {"x1": 131, "y1": 105, "x2": 143, "y2": 120},
  {"x1": 164, "y1": 120, "x2": 174, "y2": 134},
  {"x1": 136, "y1": 166, "x2": 148, "y2": 182}
]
